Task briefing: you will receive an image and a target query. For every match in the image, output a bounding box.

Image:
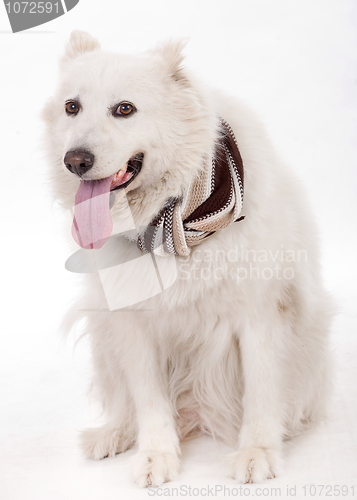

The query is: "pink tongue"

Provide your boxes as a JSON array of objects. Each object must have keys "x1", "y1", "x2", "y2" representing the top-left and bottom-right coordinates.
[{"x1": 72, "y1": 175, "x2": 115, "y2": 249}]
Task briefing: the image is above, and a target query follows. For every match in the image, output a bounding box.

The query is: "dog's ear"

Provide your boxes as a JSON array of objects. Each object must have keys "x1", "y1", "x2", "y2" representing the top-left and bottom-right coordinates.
[
  {"x1": 150, "y1": 39, "x2": 189, "y2": 82},
  {"x1": 64, "y1": 30, "x2": 101, "y2": 59}
]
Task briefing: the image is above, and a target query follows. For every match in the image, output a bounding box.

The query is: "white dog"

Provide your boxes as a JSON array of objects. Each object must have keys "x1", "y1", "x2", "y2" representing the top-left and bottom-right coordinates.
[{"x1": 43, "y1": 31, "x2": 332, "y2": 487}]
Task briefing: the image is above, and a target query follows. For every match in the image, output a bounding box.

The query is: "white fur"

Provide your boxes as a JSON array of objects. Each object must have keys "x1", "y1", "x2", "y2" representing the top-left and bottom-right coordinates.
[{"x1": 43, "y1": 31, "x2": 333, "y2": 487}]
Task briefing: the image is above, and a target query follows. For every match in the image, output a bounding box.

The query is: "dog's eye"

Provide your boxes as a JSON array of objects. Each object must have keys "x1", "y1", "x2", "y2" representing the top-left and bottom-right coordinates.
[
  {"x1": 65, "y1": 101, "x2": 80, "y2": 115},
  {"x1": 114, "y1": 102, "x2": 136, "y2": 117}
]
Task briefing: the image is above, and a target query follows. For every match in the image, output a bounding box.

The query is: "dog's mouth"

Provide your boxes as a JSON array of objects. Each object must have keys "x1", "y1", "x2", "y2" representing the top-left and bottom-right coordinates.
[
  {"x1": 71, "y1": 153, "x2": 143, "y2": 250},
  {"x1": 110, "y1": 153, "x2": 143, "y2": 192}
]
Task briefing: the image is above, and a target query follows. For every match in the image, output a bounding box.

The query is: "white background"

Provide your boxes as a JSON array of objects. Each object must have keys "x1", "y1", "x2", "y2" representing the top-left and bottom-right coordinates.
[{"x1": 0, "y1": 0, "x2": 356, "y2": 498}]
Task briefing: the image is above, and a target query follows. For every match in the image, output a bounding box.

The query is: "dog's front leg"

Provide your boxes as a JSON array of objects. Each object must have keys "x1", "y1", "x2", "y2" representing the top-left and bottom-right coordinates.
[
  {"x1": 226, "y1": 308, "x2": 286, "y2": 483},
  {"x1": 123, "y1": 331, "x2": 180, "y2": 487}
]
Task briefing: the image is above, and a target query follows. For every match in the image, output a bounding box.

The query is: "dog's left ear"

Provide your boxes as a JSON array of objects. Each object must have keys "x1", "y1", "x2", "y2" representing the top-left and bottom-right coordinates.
[
  {"x1": 150, "y1": 39, "x2": 189, "y2": 82},
  {"x1": 64, "y1": 30, "x2": 101, "y2": 59}
]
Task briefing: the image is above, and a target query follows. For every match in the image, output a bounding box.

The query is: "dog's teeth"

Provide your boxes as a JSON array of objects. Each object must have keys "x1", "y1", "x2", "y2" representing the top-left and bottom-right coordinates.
[{"x1": 114, "y1": 162, "x2": 128, "y2": 181}]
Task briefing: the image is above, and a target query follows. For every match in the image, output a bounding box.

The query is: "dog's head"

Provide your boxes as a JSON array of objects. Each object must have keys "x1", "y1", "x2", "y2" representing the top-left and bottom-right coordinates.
[{"x1": 43, "y1": 32, "x2": 217, "y2": 237}]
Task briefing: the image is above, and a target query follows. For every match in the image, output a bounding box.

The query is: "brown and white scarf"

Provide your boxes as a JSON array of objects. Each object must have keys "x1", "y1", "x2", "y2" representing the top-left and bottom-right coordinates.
[{"x1": 137, "y1": 118, "x2": 244, "y2": 257}]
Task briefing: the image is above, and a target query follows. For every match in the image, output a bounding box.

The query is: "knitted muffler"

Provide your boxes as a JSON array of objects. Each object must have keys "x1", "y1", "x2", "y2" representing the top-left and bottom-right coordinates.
[{"x1": 138, "y1": 118, "x2": 244, "y2": 257}]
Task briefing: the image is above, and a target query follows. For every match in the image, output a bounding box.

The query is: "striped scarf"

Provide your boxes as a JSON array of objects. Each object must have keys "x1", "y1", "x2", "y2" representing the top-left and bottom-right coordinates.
[{"x1": 137, "y1": 118, "x2": 244, "y2": 257}]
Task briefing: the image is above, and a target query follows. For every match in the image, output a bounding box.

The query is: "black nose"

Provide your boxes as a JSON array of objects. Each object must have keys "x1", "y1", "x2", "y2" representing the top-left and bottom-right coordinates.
[{"x1": 64, "y1": 150, "x2": 94, "y2": 176}]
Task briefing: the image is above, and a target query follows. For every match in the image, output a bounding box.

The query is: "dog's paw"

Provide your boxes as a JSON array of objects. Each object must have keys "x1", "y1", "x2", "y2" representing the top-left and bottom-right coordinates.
[
  {"x1": 130, "y1": 451, "x2": 180, "y2": 488},
  {"x1": 225, "y1": 447, "x2": 282, "y2": 483},
  {"x1": 80, "y1": 425, "x2": 135, "y2": 459}
]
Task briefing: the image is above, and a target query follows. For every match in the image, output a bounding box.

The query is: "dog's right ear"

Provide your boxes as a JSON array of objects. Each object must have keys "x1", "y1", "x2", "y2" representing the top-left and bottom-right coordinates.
[{"x1": 64, "y1": 30, "x2": 101, "y2": 59}]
